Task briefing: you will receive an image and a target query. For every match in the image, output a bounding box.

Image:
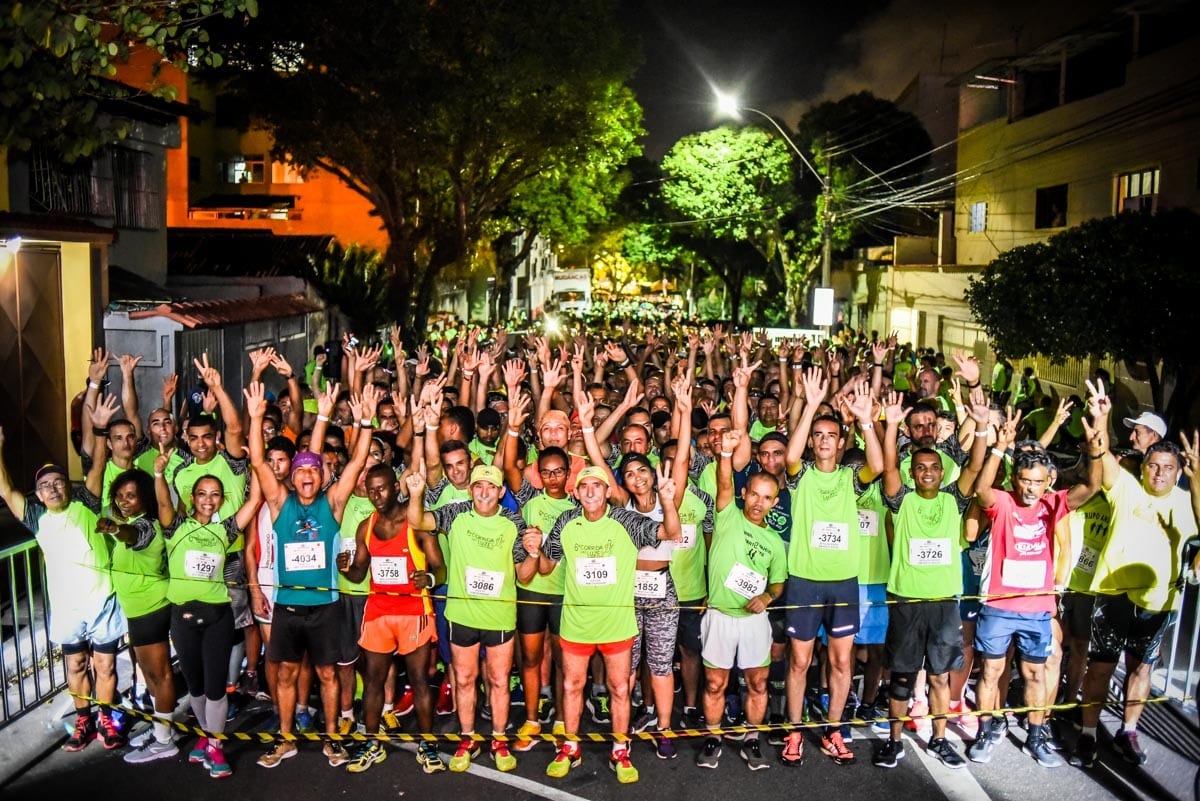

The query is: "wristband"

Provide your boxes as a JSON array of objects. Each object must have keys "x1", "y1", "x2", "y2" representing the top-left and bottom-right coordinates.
[
  {"x1": 463, "y1": 371, "x2": 474, "y2": 378},
  {"x1": 88, "y1": 380, "x2": 100, "y2": 390},
  {"x1": 424, "y1": 572, "x2": 436, "y2": 588},
  {"x1": 618, "y1": 359, "x2": 631, "y2": 368},
  {"x1": 153, "y1": 472, "x2": 164, "y2": 478},
  {"x1": 316, "y1": 413, "x2": 330, "y2": 422},
  {"x1": 790, "y1": 362, "x2": 804, "y2": 369},
  {"x1": 859, "y1": 422, "x2": 873, "y2": 430},
  {"x1": 360, "y1": 419, "x2": 373, "y2": 427},
  {"x1": 425, "y1": 424, "x2": 438, "y2": 431},
  {"x1": 313, "y1": 363, "x2": 324, "y2": 371},
  {"x1": 720, "y1": 451, "x2": 733, "y2": 458},
  {"x1": 413, "y1": 431, "x2": 425, "y2": 437},
  {"x1": 581, "y1": 426, "x2": 595, "y2": 433},
  {"x1": 990, "y1": 447, "x2": 1007, "y2": 459},
  {"x1": 507, "y1": 428, "x2": 520, "y2": 437},
  {"x1": 92, "y1": 426, "x2": 109, "y2": 436},
  {"x1": 1088, "y1": 451, "x2": 1105, "y2": 458},
  {"x1": 351, "y1": 421, "x2": 360, "y2": 428},
  {"x1": 967, "y1": 381, "x2": 980, "y2": 389},
  {"x1": 974, "y1": 430, "x2": 989, "y2": 438}
]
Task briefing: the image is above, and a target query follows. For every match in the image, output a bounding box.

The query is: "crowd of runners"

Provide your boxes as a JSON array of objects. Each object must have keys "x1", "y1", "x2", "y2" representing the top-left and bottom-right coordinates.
[{"x1": 0, "y1": 322, "x2": 1196, "y2": 784}]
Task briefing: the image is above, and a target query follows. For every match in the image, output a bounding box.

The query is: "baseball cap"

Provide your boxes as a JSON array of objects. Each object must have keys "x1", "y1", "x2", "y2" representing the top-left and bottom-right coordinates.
[
  {"x1": 470, "y1": 464, "x2": 504, "y2": 487},
  {"x1": 291, "y1": 450, "x2": 324, "y2": 474},
  {"x1": 1123, "y1": 411, "x2": 1167, "y2": 439},
  {"x1": 34, "y1": 464, "x2": 69, "y2": 484},
  {"x1": 576, "y1": 466, "x2": 611, "y2": 487}
]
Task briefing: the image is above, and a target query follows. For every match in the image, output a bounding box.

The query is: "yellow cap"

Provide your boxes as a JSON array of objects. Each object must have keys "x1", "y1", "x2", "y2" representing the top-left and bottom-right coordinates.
[
  {"x1": 575, "y1": 466, "x2": 611, "y2": 487},
  {"x1": 470, "y1": 464, "x2": 504, "y2": 487}
]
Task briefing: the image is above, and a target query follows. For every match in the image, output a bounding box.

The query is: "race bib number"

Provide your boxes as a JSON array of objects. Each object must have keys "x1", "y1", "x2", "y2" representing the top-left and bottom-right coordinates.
[
  {"x1": 283, "y1": 541, "x2": 326, "y2": 573},
  {"x1": 338, "y1": 537, "x2": 356, "y2": 557},
  {"x1": 811, "y1": 521, "x2": 849, "y2": 551},
  {"x1": 1002, "y1": 558, "x2": 1047, "y2": 589},
  {"x1": 576, "y1": 556, "x2": 616, "y2": 587},
  {"x1": 857, "y1": 510, "x2": 879, "y2": 537},
  {"x1": 723, "y1": 562, "x2": 767, "y2": 600},
  {"x1": 634, "y1": 570, "x2": 667, "y2": 599},
  {"x1": 184, "y1": 550, "x2": 219, "y2": 580},
  {"x1": 371, "y1": 557, "x2": 409, "y2": 585},
  {"x1": 676, "y1": 524, "x2": 698, "y2": 551},
  {"x1": 967, "y1": 548, "x2": 987, "y2": 577},
  {"x1": 465, "y1": 566, "x2": 503, "y2": 598},
  {"x1": 908, "y1": 538, "x2": 950, "y2": 566},
  {"x1": 1075, "y1": 545, "x2": 1099, "y2": 576}
]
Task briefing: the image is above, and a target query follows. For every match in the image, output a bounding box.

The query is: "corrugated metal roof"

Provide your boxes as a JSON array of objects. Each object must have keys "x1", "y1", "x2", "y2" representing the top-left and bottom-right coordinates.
[{"x1": 128, "y1": 292, "x2": 321, "y2": 328}]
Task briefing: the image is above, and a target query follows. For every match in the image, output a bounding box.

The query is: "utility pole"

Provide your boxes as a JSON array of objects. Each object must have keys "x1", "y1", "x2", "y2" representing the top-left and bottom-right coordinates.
[{"x1": 821, "y1": 167, "x2": 832, "y2": 289}]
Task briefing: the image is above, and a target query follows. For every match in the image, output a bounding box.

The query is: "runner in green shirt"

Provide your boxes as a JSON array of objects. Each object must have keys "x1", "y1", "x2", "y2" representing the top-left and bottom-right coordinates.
[
  {"x1": 533, "y1": 466, "x2": 682, "y2": 784},
  {"x1": 409, "y1": 461, "x2": 534, "y2": 774},
  {"x1": 696, "y1": 429, "x2": 787, "y2": 771}
]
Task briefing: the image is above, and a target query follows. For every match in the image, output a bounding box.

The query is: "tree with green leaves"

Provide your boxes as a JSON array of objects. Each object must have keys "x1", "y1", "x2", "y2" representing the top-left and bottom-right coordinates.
[
  {"x1": 307, "y1": 241, "x2": 392, "y2": 334},
  {"x1": 965, "y1": 209, "x2": 1200, "y2": 426},
  {"x1": 0, "y1": 1, "x2": 256, "y2": 161},
  {"x1": 657, "y1": 125, "x2": 797, "y2": 326},
  {"x1": 219, "y1": 0, "x2": 642, "y2": 344}
]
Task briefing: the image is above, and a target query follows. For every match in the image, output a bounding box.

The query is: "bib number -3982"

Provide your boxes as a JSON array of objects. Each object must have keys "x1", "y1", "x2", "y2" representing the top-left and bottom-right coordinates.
[
  {"x1": 465, "y1": 566, "x2": 503, "y2": 598},
  {"x1": 724, "y1": 562, "x2": 766, "y2": 600},
  {"x1": 576, "y1": 557, "x2": 616, "y2": 587},
  {"x1": 812, "y1": 521, "x2": 849, "y2": 551}
]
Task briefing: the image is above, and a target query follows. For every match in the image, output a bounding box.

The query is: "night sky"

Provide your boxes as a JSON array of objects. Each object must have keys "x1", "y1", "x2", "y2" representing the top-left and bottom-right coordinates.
[{"x1": 625, "y1": 0, "x2": 1122, "y2": 156}]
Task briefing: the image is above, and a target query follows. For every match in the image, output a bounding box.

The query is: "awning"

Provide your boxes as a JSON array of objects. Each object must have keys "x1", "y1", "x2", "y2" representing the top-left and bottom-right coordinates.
[{"x1": 128, "y1": 292, "x2": 322, "y2": 328}]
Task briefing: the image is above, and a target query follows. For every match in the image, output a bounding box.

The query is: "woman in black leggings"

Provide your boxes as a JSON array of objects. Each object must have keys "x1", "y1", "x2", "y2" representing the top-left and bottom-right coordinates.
[{"x1": 157, "y1": 472, "x2": 256, "y2": 778}]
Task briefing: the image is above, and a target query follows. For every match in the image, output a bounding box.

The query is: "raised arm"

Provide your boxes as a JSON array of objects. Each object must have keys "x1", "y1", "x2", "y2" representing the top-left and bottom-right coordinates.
[
  {"x1": 330, "y1": 384, "x2": 382, "y2": 518},
  {"x1": 1038, "y1": 397, "x2": 1072, "y2": 449},
  {"x1": 956, "y1": 387, "x2": 993, "y2": 496},
  {"x1": 405, "y1": 467, "x2": 439, "y2": 531},
  {"x1": 786, "y1": 368, "x2": 827, "y2": 475},
  {"x1": 1067, "y1": 411, "x2": 1109, "y2": 510},
  {"x1": 245, "y1": 380, "x2": 288, "y2": 516},
  {"x1": 421, "y1": 376, "x2": 447, "y2": 487},
  {"x1": 670, "y1": 377, "x2": 694, "y2": 505},
  {"x1": 729, "y1": 360, "x2": 758, "y2": 470},
  {"x1": 81, "y1": 347, "x2": 111, "y2": 457},
  {"x1": 715, "y1": 428, "x2": 742, "y2": 512},
  {"x1": 595, "y1": 379, "x2": 644, "y2": 453},
  {"x1": 86, "y1": 393, "x2": 121, "y2": 500},
  {"x1": 847, "y1": 378, "x2": 883, "y2": 481},
  {"x1": 118, "y1": 353, "x2": 144, "y2": 440},
  {"x1": 308, "y1": 380, "x2": 341, "y2": 456},
  {"x1": 881, "y1": 391, "x2": 909, "y2": 499},
  {"x1": 501, "y1": 389, "x2": 531, "y2": 492},
  {"x1": 975, "y1": 410, "x2": 1021, "y2": 510},
  {"x1": 1084, "y1": 378, "x2": 1120, "y2": 491},
  {"x1": 576, "y1": 392, "x2": 624, "y2": 504},
  {"x1": 194, "y1": 353, "x2": 246, "y2": 459},
  {"x1": 270, "y1": 352, "x2": 303, "y2": 436}
]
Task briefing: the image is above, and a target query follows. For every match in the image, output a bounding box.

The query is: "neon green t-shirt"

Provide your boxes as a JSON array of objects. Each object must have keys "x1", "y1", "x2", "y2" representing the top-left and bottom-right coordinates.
[
  {"x1": 545, "y1": 507, "x2": 660, "y2": 644},
  {"x1": 434, "y1": 502, "x2": 527, "y2": 632},
  {"x1": 856, "y1": 481, "x2": 891, "y2": 586},
  {"x1": 108, "y1": 516, "x2": 169, "y2": 619},
  {"x1": 706, "y1": 503, "x2": 787, "y2": 620},
  {"x1": 669, "y1": 486, "x2": 713, "y2": 602},
  {"x1": 788, "y1": 463, "x2": 861, "y2": 581},
  {"x1": 165, "y1": 516, "x2": 238, "y2": 606},
  {"x1": 174, "y1": 452, "x2": 248, "y2": 550},
  {"x1": 1067, "y1": 493, "x2": 1113, "y2": 593},
  {"x1": 337, "y1": 493, "x2": 376, "y2": 595},
  {"x1": 518, "y1": 488, "x2": 577, "y2": 596},
  {"x1": 885, "y1": 485, "x2": 968, "y2": 599}
]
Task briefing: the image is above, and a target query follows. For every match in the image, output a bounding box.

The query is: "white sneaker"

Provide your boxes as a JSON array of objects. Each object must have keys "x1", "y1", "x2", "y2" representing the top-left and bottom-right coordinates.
[{"x1": 124, "y1": 738, "x2": 180, "y2": 764}]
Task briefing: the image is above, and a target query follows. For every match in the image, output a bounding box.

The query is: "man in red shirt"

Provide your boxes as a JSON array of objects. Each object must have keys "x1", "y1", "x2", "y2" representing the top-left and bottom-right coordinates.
[{"x1": 966, "y1": 407, "x2": 1107, "y2": 767}]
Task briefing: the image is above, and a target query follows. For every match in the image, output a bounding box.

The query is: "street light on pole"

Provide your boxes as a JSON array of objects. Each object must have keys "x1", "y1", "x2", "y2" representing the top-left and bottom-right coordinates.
[{"x1": 714, "y1": 89, "x2": 835, "y2": 322}]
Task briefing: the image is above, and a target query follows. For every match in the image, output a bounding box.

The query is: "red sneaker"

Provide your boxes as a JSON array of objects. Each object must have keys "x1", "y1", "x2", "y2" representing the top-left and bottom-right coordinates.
[
  {"x1": 63, "y1": 713, "x2": 96, "y2": 752},
  {"x1": 396, "y1": 685, "x2": 415, "y2": 716},
  {"x1": 437, "y1": 680, "x2": 455, "y2": 716},
  {"x1": 98, "y1": 713, "x2": 126, "y2": 750}
]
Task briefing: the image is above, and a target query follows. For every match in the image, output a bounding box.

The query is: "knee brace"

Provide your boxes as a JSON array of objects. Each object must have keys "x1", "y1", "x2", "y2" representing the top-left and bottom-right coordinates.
[{"x1": 889, "y1": 672, "x2": 919, "y2": 703}]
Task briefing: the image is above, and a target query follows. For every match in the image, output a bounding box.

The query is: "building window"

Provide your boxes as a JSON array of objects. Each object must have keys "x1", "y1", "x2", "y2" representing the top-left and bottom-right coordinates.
[
  {"x1": 1117, "y1": 167, "x2": 1158, "y2": 213},
  {"x1": 112, "y1": 147, "x2": 162, "y2": 230},
  {"x1": 271, "y1": 160, "x2": 304, "y2": 184},
  {"x1": 222, "y1": 155, "x2": 266, "y2": 184},
  {"x1": 1034, "y1": 184, "x2": 1068, "y2": 229},
  {"x1": 968, "y1": 201, "x2": 987, "y2": 233}
]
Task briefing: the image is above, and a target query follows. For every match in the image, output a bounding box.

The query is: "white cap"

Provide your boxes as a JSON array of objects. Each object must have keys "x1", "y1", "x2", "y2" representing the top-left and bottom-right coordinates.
[{"x1": 1122, "y1": 411, "x2": 1166, "y2": 439}]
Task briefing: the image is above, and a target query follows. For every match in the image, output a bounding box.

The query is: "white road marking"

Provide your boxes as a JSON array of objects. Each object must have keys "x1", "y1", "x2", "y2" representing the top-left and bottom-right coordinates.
[
  {"x1": 861, "y1": 725, "x2": 991, "y2": 801},
  {"x1": 396, "y1": 743, "x2": 594, "y2": 801}
]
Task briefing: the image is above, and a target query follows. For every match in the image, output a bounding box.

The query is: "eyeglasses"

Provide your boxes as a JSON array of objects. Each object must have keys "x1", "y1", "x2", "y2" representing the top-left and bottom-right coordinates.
[
  {"x1": 539, "y1": 468, "x2": 567, "y2": 477},
  {"x1": 36, "y1": 478, "x2": 67, "y2": 491}
]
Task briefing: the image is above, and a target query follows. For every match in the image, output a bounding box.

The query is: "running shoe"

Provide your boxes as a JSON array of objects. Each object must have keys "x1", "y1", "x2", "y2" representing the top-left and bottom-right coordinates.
[
  {"x1": 587, "y1": 691, "x2": 612, "y2": 724},
  {"x1": 207, "y1": 744, "x2": 232, "y2": 779},
  {"x1": 257, "y1": 741, "x2": 298, "y2": 768},
  {"x1": 966, "y1": 718, "x2": 1005, "y2": 764},
  {"x1": 124, "y1": 737, "x2": 179, "y2": 764},
  {"x1": 1024, "y1": 724, "x2": 1065, "y2": 768},
  {"x1": 295, "y1": 710, "x2": 316, "y2": 733},
  {"x1": 872, "y1": 737, "x2": 904, "y2": 769},
  {"x1": 546, "y1": 743, "x2": 581, "y2": 778},
  {"x1": 98, "y1": 713, "x2": 126, "y2": 749},
  {"x1": 696, "y1": 737, "x2": 722, "y2": 768},
  {"x1": 63, "y1": 714, "x2": 96, "y2": 752},
  {"x1": 347, "y1": 740, "x2": 388, "y2": 773},
  {"x1": 655, "y1": 729, "x2": 678, "y2": 759},
  {"x1": 630, "y1": 706, "x2": 657, "y2": 734},
  {"x1": 905, "y1": 700, "x2": 928, "y2": 732},
  {"x1": 490, "y1": 740, "x2": 517, "y2": 772},
  {"x1": 437, "y1": 680, "x2": 456, "y2": 717},
  {"x1": 609, "y1": 747, "x2": 639, "y2": 783},
  {"x1": 679, "y1": 705, "x2": 704, "y2": 730},
  {"x1": 740, "y1": 738, "x2": 770, "y2": 771},
  {"x1": 537, "y1": 695, "x2": 555, "y2": 726},
  {"x1": 189, "y1": 736, "x2": 210, "y2": 764},
  {"x1": 416, "y1": 741, "x2": 448, "y2": 773},
  {"x1": 337, "y1": 716, "x2": 355, "y2": 736},
  {"x1": 1113, "y1": 729, "x2": 1147, "y2": 765},
  {"x1": 929, "y1": 736, "x2": 966, "y2": 769},
  {"x1": 779, "y1": 731, "x2": 804, "y2": 766},
  {"x1": 818, "y1": 729, "x2": 855, "y2": 765},
  {"x1": 1068, "y1": 733, "x2": 1098, "y2": 768},
  {"x1": 381, "y1": 710, "x2": 403, "y2": 732},
  {"x1": 449, "y1": 740, "x2": 480, "y2": 772},
  {"x1": 514, "y1": 720, "x2": 542, "y2": 752},
  {"x1": 396, "y1": 686, "x2": 415, "y2": 716},
  {"x1": 324, "y1": 741, "x2": 350, "y2": 767}
]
